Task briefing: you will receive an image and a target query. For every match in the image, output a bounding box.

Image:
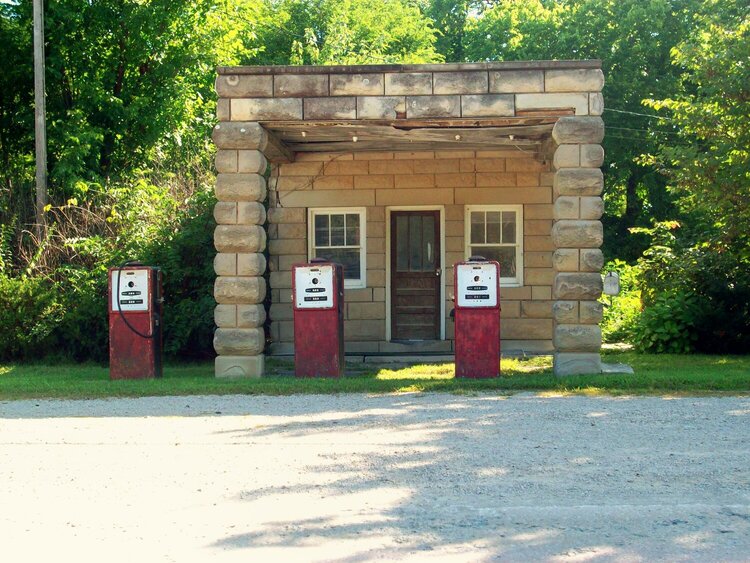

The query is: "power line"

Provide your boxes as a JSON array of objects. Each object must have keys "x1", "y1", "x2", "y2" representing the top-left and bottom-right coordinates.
[
  {"x1": 604, "y1": 108, "x2": 673, "y2": 121},
  {"x1": 608, "y1": 126, "x2": 681, "y2": 136}
]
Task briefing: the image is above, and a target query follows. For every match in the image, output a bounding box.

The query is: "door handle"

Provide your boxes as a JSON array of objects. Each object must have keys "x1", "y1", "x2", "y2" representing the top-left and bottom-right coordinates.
[{"x1": 435, "y1": 268, "x2": 442, "y2": 277}]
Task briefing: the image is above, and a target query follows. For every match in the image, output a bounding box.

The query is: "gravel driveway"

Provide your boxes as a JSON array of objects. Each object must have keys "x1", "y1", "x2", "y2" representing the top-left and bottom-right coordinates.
[{"x1": 1, "y1": 393, "x2": 749, "y2": 562}]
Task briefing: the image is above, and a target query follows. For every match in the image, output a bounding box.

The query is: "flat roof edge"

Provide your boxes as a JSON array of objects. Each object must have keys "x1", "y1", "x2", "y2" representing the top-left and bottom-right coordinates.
[{"x1": 217, "y1": 60, "x2": 602, "y2": 75}]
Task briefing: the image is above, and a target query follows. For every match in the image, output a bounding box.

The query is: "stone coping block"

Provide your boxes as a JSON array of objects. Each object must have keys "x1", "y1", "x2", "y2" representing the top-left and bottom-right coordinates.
[
  {"x1": 214, "y1": 253, "x2": 266, "y2": 277},
  {"x1": 580, "y1": 300, "x2": 603, "y2": 324},
  {"x1": 516, "y1": 93, "x2": 589, "y2": 116},
  {"x1": 545, "y1": 69, "x2": 605, "y2": 92},
  {"x1": 330, "y1": 73, "x2": 384, "y2": 96},
  {"x1": 489, "y1": 70, "x2": 544, "y2": 93},
  {"x1": 461, "y1": 94, "x2": 514, "y2": 117},
  {"x1": 215, "y1": 74, "x2": 273, "y2": 98},
  {"x1": 304, "y1": 97, "x2": 356, "y2": 119},
  {"x1": 433, "y1": 71, "x2": 488, "y2": 95},
  {"x1": 554, "y1": 168, "x2": 604, "y2": 197},
  {"x1": 214, "y1": 276, "x2": 266, "y2": 304},
  {"x1": 552, "y1": 220, "x2": 603, "y2": 248},
  {"x1": 580, "y1": 249, "x2": 604, "y2": 272},
  {"x1": 217, "y1": 60, "x2": 602, "y2": 75},
  {"x1": 274, "y1": 74, "x2": 328, "y2": 97},
  {"x1": 581, "y1": 144, "x2": 605, "y2": 168},
  {"x1": 357, "y1": 96, "x2": 406, "y2": 119},
  {"x1": 554, "y1": 352, "x2": 602, "y2": 376},
  {"x1": 552, "y1": 116, "x2": 605, "y2": 144},
  {"x1": 215, "y1": 355, "x2": 265, "y2": 378},
  {"x1": 215, "y1": 174, "x2": 266, "y2": 202},
  {"x1": 406, "y1": 96, "x2": 460, "y2": 118},
  {"x1": 553, "y1": 301, "x2": 579, "y2": 323},
  {"x1": 214, "y1": 328, "x2": 265, "y2": 355},
  {"x1": 212, "y1": 122, "x2": 269, "y2": 150},
  {"x1": 384, "y1": 73, "x2": 432, "y2": 95},
  {"x1": 232, "y1": 98, "x2": 303, "y2": 121},
  {"x1": 215, "y1": 202, "x2": 264, "y2": 229},
  {"x1": 554, "y1": 324, "x2": 602, "y2": 352},
  {"x1": 214, "y1": 225, "x2": 266, "y2": 253},
  {"x1": 554, "y1": 273, "x2": 602, "y2": 300}
]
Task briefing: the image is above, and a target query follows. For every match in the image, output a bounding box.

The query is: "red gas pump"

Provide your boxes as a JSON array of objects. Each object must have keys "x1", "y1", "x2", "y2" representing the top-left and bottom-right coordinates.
[
  {"x1": 453, "y1": 257, "x2": 501, "y2": 378},
  {"x1": 108, "y1": 263, "x2": 163, "y2": 380},
  {"x1": 292, "y1": 259, "x2": 345, "y2": 377}
]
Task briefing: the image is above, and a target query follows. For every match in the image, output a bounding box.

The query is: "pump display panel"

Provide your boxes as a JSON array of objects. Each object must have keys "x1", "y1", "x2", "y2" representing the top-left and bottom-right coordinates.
[
  {"x1": 456, "y1": 262, "x2": 499, "y2": 308},
  {"x1": 111, "y1": 269, "x2": 150, "y2": 312},
  {"x1": 294, "y1": 264, "x2": 335, "y2": 309}
]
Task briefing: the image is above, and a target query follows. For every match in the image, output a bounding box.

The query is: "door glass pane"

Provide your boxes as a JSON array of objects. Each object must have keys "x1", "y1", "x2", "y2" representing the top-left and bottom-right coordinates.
[
  {"x1": 345, "y1": 214, "x2": 359, "y2": 245},
  {"x1": 330, "y1": 214, "x2": 345, "y2": 246},
  {"x1": 422, "y1": 216, "x2": 435, "y2": 271},
  {"x1": 486, "y1": 211, "x2": 502, "y2": 243},
  {"x1": 396, "y1": 215, "x2": 409, "y2": 271},
  {"x1": 314, "y1": 214, "x2": 329, "y2": 247},
  {"x1": 470, "y1": 212, "x2": 484, "y2": 244},
  {"x1": 502, "y1": 211, "x2": 516, "y2": 243},
  {"x1": 315, "y1": 248, "x2": 360, "y2": 279},
  {"x1": 472, "y1": 246, "x2": 516, "y2": 277},
  {"x1": 409, "y1": 215, "x2": 423, "y2": 271}
]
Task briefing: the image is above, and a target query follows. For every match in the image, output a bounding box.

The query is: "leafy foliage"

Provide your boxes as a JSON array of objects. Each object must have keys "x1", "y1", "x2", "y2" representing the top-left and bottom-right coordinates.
[{"x1": 600, "y1": 260, "x2": 641, "y2": 343}]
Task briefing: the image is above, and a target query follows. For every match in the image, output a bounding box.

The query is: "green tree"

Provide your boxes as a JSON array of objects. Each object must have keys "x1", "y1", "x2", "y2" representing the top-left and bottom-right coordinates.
[
  {"x1": 464, "y1": 0, "x2": 702, "y2": 261},
  {"x1": 645, "y1": 0, "x2": 750, "y2": 254},
  {"x1": 248, "y1": 0, "x2": 442, "y2": 65}
]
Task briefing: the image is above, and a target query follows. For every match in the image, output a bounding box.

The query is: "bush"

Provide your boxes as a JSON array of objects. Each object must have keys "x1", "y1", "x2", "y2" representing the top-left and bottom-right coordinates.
[
  {"x1": 0, "y1": 173, "x2": 217, "y2": 363},
  {"x1": 631, "y1": 291, "x2": 702, "y2": 353},
  {"x1": 600, "y1": 260, "x2": 641, "y2": 343},
  {"x1": 0, "y1": 276, "x2": 63, "y2": 360},
  {"x1": 632, "y1": 221, "x2": 750, "y2": 354},
  {"x1": 141, "y1": 186, "x2": 216, "y2": 359}
]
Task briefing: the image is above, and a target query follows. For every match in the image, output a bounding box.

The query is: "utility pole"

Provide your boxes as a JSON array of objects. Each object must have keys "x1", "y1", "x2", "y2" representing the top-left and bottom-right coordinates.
[{"x1": 33, "y1": 0, "x2": 47, "y2": 239}]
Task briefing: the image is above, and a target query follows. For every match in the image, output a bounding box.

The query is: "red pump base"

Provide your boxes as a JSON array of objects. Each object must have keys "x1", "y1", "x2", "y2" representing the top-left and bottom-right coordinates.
[
  {"x1": 454, "y1": 308, "x2": 500, "y2": 378},
  {"x1": 293, "y1": 308, "x2": 344, "y2": 377}
]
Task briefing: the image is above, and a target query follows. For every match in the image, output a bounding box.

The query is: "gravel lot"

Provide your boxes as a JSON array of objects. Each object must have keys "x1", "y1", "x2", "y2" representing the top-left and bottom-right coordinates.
[{"x1": 1, "y1": 393, "x2": 749, "y2": 562}]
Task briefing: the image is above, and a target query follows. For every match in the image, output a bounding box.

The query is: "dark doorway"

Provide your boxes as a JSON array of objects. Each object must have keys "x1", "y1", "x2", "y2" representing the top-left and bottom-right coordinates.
[{"x1": 390, "y1": 210, "x2": 441, "y2": 340}]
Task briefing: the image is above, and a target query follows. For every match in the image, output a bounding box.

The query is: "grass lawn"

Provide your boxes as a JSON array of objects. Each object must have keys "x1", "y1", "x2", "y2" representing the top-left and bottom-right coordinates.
[{"x1": 0, "y1": 350, "x2": 749, "y2": 400}]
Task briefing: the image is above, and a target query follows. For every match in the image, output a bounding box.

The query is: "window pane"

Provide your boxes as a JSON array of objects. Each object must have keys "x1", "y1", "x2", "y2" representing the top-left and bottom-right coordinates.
[
  {"x1": 471, "y1": 246, "x2": 516, "y2": 278},
  {"x1": 330, "y1": 214, "x2": 345, "y2": 246},
  {"x1": 345, "y1": 214, "x2": 360, "y2": 246},
  {"x1": 315, "y1": 248, "x2": 360, "y2": 279},
  {"x1": 409, "y1": 215, "x2": 423, "y2": 271},
  {"x1": 422, "y1": 216, "x2": 435, "y2": 271},
  {"x1": 314, "y1": 214, "x2": 329, "y2": 247},
  {"x1": 502, "y1": 211, "x2": 516, "y2": 244},
  {"x1": 396, "y1": 215, "x2": 409, "y2": 271},
  {"x1": 470, "y1": 212, "x2": 485, "y2": 244},
  {"x1": 486, "y1": 211, "x2": 501, "y2": 244}
]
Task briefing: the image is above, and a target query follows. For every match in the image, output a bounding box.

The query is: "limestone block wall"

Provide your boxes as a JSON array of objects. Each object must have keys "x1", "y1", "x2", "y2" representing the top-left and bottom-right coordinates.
[
  {"x1": 551, "y1": 117, "x2": 606, "y2": 375},
  {"x1": 267, "y1": 149, "x2": 556, "y2": 355},
  {"x1": 215, "y1": 63, "x2": 604, "y2": 122}
]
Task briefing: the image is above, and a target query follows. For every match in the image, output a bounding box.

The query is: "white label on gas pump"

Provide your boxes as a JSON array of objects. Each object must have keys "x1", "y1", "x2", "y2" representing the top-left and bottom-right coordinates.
[
  {"x1": 456, "y1": 263, "x2": 498, "y2": 308},
  {"x1": 295, "y1": 265, "x2": 335, "y2": 309},
  {"x1": 112, "y1": 270, "x2": 150, "y2": 312}
]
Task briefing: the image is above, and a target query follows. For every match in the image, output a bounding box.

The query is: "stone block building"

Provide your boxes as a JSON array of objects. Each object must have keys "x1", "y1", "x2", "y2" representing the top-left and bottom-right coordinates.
[{"x1": 211, "y1": 61, "x2": 606, "y2": 377}]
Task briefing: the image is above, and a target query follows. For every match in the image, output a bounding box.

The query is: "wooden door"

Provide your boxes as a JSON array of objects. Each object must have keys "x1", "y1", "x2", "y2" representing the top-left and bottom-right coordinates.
[{"x1": 390, "y1": 211, "x2": 441, "y2": 340}]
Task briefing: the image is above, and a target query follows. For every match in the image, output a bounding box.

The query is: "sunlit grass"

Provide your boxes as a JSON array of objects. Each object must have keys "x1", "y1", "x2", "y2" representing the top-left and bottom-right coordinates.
[{"x1": 0, "y1": 351, "x2": 748, "y2": 400}]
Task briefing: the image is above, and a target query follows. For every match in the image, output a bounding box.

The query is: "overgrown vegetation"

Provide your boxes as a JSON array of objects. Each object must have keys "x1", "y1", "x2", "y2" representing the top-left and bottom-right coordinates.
[{"x1": 1, "y1": 0, "x2": 748, "y2": 361}]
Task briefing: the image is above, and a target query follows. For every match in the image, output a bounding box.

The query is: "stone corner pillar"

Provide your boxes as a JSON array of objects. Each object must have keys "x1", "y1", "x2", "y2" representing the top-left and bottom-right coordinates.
[
  {"x1": 212, "y1": 119, "x2": 271, "y2": 378},
  {"x1": 551, "y1": 116, "x2": 605, "y2": 376}
]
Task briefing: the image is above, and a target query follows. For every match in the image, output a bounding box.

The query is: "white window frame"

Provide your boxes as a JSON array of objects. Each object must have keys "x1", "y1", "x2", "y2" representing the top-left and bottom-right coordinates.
[
  {"x1": 464, "y1": 205, "x2": 524, "y2": 287},
  {"x1": 307, "y1": 207, "x2": 367, "y2": 289}
]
